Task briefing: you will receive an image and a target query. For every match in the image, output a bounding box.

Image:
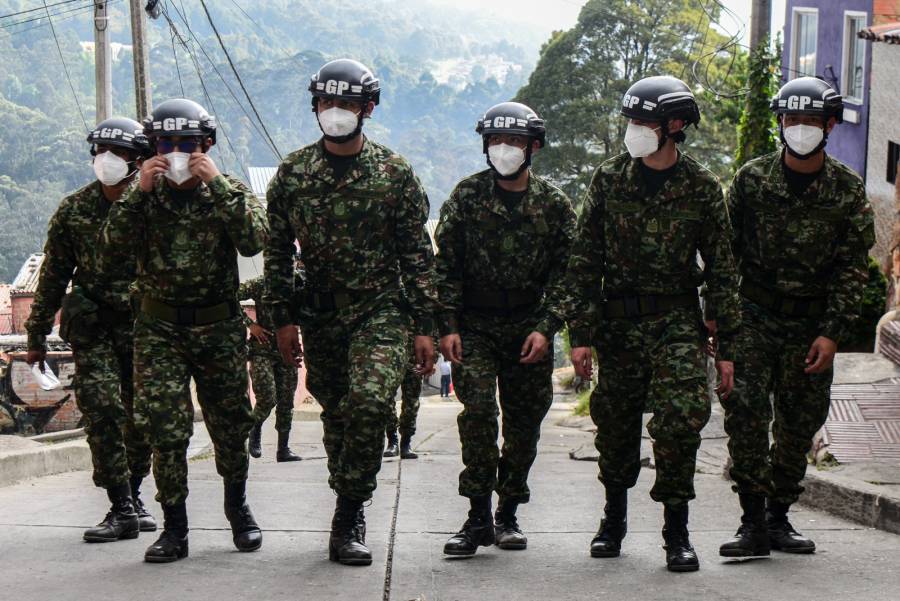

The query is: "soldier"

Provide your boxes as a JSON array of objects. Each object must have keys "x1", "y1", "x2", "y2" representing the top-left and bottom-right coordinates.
[
  {"x1": 564, "y1": 76, "x2": 741, "y2": 572},
  {"x1": 240, "y1": 268, "x2": 302, "y2": 463},
  {"x1": 265, "y1": 59, "x2": 438, "y2": 566},
  {"x1": 383, "y1": 337, "x2": 426, "y2": 460},
  {"x1": 98, "y1": 99, "x2": 268, "y2": 563},
  {"x1": 25, "y1": 118, "x2": 155, "y2": 543},
  {"x1": 436, "y1": 102, "x2": 576, "y2": 557},
  {"x1": 718, "y1": 77, "x2": 874, "y2": 558}
]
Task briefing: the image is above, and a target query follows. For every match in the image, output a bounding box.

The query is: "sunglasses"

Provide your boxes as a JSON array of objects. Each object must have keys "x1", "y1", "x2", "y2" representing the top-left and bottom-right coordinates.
[{"x1": 156, "y1": 139, "x2": 203, "y2": 154}]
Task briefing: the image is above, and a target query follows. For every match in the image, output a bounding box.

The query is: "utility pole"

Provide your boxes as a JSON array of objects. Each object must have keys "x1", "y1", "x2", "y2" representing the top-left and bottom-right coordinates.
[
  {"x1": 94, "y1": 1, "x2": 112, "y2": 121},
  {"x1": 749, "y1": 0, "x2": 772, "y2": 51},
  {"x1": 130, "y1": 0, "x2": 152, "y2": 118}
]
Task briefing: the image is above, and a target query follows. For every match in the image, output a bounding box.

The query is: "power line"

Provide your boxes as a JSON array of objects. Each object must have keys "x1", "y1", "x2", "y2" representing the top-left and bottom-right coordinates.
[
  {"x1": 198, "y1": 0, "x2": 282, "y2": 160},
  {"x1": 0, "y1": 0, "x2": 85, "y2": 20},
  {"x1": 42, "y1": 0, "x2": 88, "y2": 131},
  {"x1": 0, "y1": 3, "x2": 96, "y2": 38},
  {"x1": 0, "y1": 0, "x2": 95, "y2": 30}
]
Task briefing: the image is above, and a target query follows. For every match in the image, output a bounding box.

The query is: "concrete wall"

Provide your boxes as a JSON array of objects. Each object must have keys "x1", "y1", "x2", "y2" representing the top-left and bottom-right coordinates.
[
  {"x1": 783, "y1": 1, "x2": 872, "y2": 176},
  {"x1": 864, "y1": 41, "x2": 900, "y2": 259}
]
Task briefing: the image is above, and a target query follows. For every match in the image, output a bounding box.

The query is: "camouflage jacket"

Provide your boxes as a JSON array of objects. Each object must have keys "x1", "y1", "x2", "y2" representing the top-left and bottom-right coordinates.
[
  {"x1": 98, "y1": 174, "x2": 267, "y2": 308},
  {"x1": 25, "y1": 181, "x2": 135, "y2": 350},
  {"x1": 728, "y1": 151, "x2": 875, "y2": 344},
  {"x1": 434, "y1": 169, "x2": 576, "y2": 337},
  {"x1": 562, "y1": 152, "x2": 742, "y2": 361},
  {"x1": 238, "y1": 268, "x2": 304, "y2": 357},
  {"x1": 264, "y1": 138, "x2": 438, "y2": 334}
]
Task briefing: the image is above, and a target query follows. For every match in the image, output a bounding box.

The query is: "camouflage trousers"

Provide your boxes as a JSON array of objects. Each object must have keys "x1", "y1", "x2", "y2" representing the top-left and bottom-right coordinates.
[
  {"x1": 250, "y1": 351, "x2": 298, "y2": 433},
  {"x1": 454, "y1": 312, "x2": 553, "y2": 504},
  {"x1": 72, "y1": 323, "x2": 151, "y2": 489},
  {"x1": 590, "y1": 306, "x2": 709, "y2": 506},
  {"x1": 133, "y1": 312, "x2": 253, "y2": 506},
  {"x1": 721, "y1": 300, "x2": 832, "y2": 505},
  {"x1": 304, "y1": 297, "x2": 408, "y2": 501},
  {"x1": 386, "y1": 348, "x2": 421, "y2": 438}
]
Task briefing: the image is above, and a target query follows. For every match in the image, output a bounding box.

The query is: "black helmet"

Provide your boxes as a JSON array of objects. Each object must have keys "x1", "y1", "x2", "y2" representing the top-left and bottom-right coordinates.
[
  {"x1": 476, "y1": 102, "x2": 546, "y2": 148},
  {"x1": 770, "y1": 76, "x2": 843, "y2": 123},
  {"x1": 86, "y1": 117, "x2": 151, "y2": 157},
  {"x1": 309, "y1": 59, "x2": 381, "y2": 109},
  {"x1": 620, "y1": 75, "x2": 701, "y2": 126},
  {"x1": 143, "y1": 98, "x2": 217, "y2": 144},
  {"x1": 476, "y1": 101, "x2": 545, "y2": 180}
]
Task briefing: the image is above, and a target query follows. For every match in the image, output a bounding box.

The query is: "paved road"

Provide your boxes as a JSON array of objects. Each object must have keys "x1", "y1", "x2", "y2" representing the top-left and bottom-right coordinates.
[{"x1": 1, "y1": 400, "x2": 898, "y2": 601}]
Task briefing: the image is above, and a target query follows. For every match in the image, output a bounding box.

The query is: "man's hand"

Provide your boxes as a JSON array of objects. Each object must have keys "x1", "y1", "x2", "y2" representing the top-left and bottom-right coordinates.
[
  {"x1": 520, "y1": 331, "x2": 549, "y2": 364},
  {"x1": 414, "y1": 335, "x2": 436, "y2": 376},
  {"x1": 26, "y1": 349, "x2": 46, "y2": 373},
  {"x1": 715, "y1": 360, "x2": 735, "y2": 399},
  {"x1": 188, "y1": 152, "x2": 221, "y2": 183},
  {"x1": 276, "y1": 324, "x2": 303, "y2": 368},
  {"x1": 571, "y1": 346, "x2": 593, "y2": 380},
  {"x1": 248, "y1": 323, "x2": 271, "y2": 345},
  {"x1": 704, "y1": 319, "x2": 718, "y2": 358},
  {"x1": 440, "y1": 333, "x2": 463, "y2": 364},
  {"x1": 805, "y1": 336, "x2": 837, "y2": 374},
  {"x1": 139, "y1": 155, "x2": 169, "y2": 192}
]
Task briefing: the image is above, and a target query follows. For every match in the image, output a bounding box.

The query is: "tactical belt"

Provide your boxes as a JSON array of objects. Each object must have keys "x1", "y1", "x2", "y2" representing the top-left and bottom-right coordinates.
[
  {"x1": 463, "y1": 287, "x2": 541, "y2": 311},
  {"x1": 140, "y1": 297, "x2": 239, "y2": 326},
  {"x1": 740, "y1": 280, "x2": 827, "y2": 318},
  {"x1": 603, "y1": 292, "x2": 697, "y2": 319},
  {"x1": 306, "y1": 289, "x2": 379, "y2": 312},
  {"x1": 96, "y1": 307, "x2": 132, "y2": 326}
]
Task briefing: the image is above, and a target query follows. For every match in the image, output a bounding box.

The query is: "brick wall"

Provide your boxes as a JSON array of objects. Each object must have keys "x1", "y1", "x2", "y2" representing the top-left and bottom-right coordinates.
[{"x1": 874, "y1": 1, "x2": 900, "y2": 24}]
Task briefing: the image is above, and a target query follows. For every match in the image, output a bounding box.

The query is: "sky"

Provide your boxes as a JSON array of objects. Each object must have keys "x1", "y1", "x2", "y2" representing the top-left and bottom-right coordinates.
[{"x1": 430, "y1": 0, "x2": 788, "y2": 46}]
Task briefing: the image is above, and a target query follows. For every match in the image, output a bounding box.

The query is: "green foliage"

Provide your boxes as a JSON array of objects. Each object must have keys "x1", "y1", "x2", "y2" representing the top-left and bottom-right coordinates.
[
  {"x1": 734, "y1": 38, "x2": 780, "y2": 170},
  {"x1": 843, "y1": 256, "x2": 889, "y2": 352},
  {"x1": 514, "y1": 0, "x2": 747, "y2": 203}
]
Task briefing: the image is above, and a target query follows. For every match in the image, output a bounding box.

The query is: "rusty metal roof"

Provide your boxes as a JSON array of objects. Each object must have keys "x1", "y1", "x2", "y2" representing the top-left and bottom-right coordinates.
[
  {"x1": 10, "y1": 253, "x2": 45, "y2": 294},
  {"x1": 859, "y1": 22, "x2": 900, "y2": 44}
]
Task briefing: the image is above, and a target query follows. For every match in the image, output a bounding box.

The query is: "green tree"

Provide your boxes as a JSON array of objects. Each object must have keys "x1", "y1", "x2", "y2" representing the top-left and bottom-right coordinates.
[
  {"x1": 734, "y1": 38, "x2": 780, "y2": 169},
  {"x1": 515, "y1": 0, "x2": 747, "y2": 202}
]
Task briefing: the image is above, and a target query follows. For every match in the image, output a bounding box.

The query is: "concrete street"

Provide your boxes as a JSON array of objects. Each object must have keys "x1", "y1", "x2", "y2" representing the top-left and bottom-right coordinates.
[{"x1": 1, "y1": 399, "x2": 898, "y2": 601}]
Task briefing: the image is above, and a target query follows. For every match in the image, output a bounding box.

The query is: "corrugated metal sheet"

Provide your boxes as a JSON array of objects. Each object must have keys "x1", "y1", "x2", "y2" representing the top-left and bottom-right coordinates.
[
  {"x1": 11, "y1": 253, "x2": 44, "y2": 293},
  {"x1": 859, "y1": 21, "x2": 900, "y2": 44},
  {"x1": 247, "y1": 166, "x2": 277, "y2": 200},
  {"x1": 425, "y1": 218, "x2": 439, "y2": 253}
]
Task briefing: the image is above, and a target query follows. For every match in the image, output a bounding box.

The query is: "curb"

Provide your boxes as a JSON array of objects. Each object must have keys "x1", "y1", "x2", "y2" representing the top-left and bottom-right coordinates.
[
  {"x1": 0, "y1": 439, "x2": 92, "y2": 488},
  {"x1": 799, "y1": 469, "x2": 900, "y2": 535}
]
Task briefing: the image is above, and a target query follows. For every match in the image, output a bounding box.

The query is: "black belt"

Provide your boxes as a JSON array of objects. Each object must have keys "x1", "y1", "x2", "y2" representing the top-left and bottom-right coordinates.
[
  {"x1": 140, "y1": 297, "x2": 239, "y2": 326},
  {"x1": 463, "y1": 287, "x2": 541, "y2": 311},
  {"x1": 306, "y1": 289, "x2": 379, "y2": 312},
  {"x1": 740, "y1": 281, "x2": 827, "y2": 318},
  {"x1": 603, "y1": 293, "x2": 697, "y2": 319},
  {"x1": 97, "y1": 307, "x2": 132, "y2": 326}
]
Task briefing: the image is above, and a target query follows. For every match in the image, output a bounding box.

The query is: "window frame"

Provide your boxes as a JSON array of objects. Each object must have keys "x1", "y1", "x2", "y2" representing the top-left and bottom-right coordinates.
[
  {"x1": 888, "y1": 141, "x2": 899, "y2": 185},
  {"x1": 790, "y1": 7, "x2": 819, "y2": 79},
  {"x1": 841, "y1": 10, "x2": 868, "y2": 105}
]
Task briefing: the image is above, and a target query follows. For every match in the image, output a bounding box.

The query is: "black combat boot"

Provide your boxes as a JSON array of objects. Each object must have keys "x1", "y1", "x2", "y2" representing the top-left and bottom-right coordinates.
[
  {"x1": 144, "y1": 502, "x2": 189, "y2": 563},
  {"x1": 662, "y1": 504, "x2": 699, "y2": 572},
  {"x1": 444, "y1": 495, "x2": 495, "y2": 556},
  {"x1": 224, "y1": 480, "x2": 263, "y2": 552},
  {"x1": 276, "y1": 430, "x2": 302, "y2": 462},
  {"x1": 494, "y1": 498, "x2": 527, "y2": 550},
  {"x1": 767, "y1": 500, "x2": 815, "y2": 553},
  {"x1": 83, "y1": 482, "x2": 140, "y2": 542},
  {"x1": 400, "y1": 434, "x2": 418, "y2": 459},
  {"x1": 590, "y1": 489, "x2": 627, "y2": 558},
  {"x1": 329, "y1": 496, "x2": 372, "y2": 565},
  {"x1": 383, "y1": 431, "x2": 399, "y2": 457},
  {"x1": 719, "y1": 494, "x2": 770, "y2": 558},
  {"x1": 130, "y1": 475, "x2": 157, "y2": 532},
  {"x1": 248, "y1": 423, "x2": 262, "y2": 459}
]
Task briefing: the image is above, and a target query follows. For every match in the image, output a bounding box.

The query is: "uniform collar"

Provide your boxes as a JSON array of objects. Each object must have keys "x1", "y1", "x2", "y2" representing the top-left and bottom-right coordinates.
[
  {"x1": 487, "y1": 170, "x2": 541, "y2": 220},
  {"x1": 309, "y1": 136, "x2": 375, "y2": 190},
  {"x1": 765, "y1": 150, "x2": 836, "y2": 203},
  {"x1": 622, "y1": 151, "x2": 688, "y2": 205}
]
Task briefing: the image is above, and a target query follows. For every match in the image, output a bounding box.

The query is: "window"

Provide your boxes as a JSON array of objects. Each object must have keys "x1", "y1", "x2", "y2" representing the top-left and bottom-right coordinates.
[
  {"x1": 843, "y1": 12, "x2": 867, "y2": 104},
  {"x1": 888, "y1": 141, "x2": 900, "y2": 185},
  {"x1": 791, "y1": 8, "x2": 818, "y2": 78}
]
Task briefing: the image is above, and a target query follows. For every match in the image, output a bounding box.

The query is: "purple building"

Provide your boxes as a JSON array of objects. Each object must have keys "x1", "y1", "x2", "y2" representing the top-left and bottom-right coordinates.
[{"x1": 782, "y1": 1, "x2": 872, "y2": 177}]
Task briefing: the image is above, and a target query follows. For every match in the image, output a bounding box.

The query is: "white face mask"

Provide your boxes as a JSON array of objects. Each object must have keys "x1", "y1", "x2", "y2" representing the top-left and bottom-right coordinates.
[
  {"x1": 165, "y1": 151, "x2": 193, "y2": 185},
  {"x1": 624, "y1": 122, "x2": 662, "y2": 158},
  {"x1": 783, "y1": 124, "x2": 824, "y2": 156},
  {"x1": 488, "y1": 143, "x2": 526, "y2": 176},
  {"x1": 318, "y1": 107, "x2": 360, "y2": 137},
  {"x1": 92, "y1": 151, "x2": 130, "y2": 186}
]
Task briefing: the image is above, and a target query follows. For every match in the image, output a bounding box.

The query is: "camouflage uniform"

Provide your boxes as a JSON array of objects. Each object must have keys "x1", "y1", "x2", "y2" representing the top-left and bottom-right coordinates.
[
  {"x1": 435, "y1": 169, "x2": 576, "y2": 503},
  {"x1": 386, "y1": 335, "x2": 422, "y2": 439},
  {"x1": 563, "y1": 152, "x2": 741, "y2": 506},
  {"x1": 99, "y1": 174, "x2": 267, "y2": 506},
  {"x1": 25, "y1": 181, "x2": 151, "y2": 490},
  {"x1": 265, "y1": 138, "x2": 438, "y2": 502},
  {"x1": 724, "y1": 151, "x2": 874, "y2": 505},
  {"x1": 238, "y1": 276, "x2": 298, "y2": 434}
]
